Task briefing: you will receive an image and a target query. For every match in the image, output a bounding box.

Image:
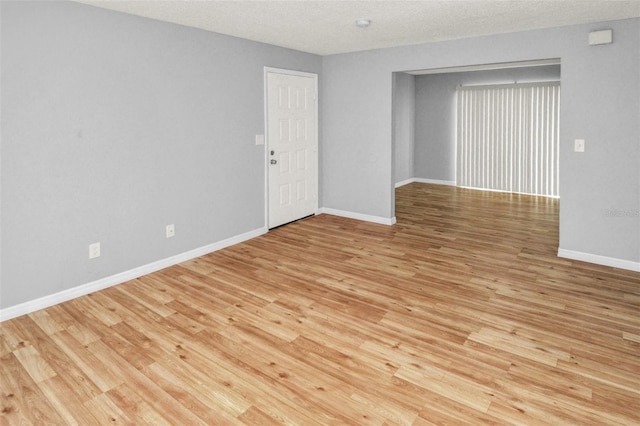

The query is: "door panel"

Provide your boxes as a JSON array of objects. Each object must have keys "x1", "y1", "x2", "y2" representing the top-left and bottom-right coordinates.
[{"x1": 267, "y1": 72, "x2": 317, "y2": 229}]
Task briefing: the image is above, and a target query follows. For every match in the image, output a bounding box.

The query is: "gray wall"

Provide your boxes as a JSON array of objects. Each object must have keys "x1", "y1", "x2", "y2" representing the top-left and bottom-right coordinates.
[
  {"x1": 393, "y1": 73, "x2": 416, "y2": 184},
  {"x1": 0, "y1": 1, "x2": 321, "y2": 309},
  {"x1": 414, "y1": 65, "x2": 561, "y2": 182},
  {"x1": 322, "y1": 18, "x2": 639, "y2": 263}
]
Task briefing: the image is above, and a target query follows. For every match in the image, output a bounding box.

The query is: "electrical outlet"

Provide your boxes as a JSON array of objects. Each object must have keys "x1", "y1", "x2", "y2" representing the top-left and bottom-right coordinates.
[
  {"x1": 166, "y1": 224, "x2": 175, "y2": 238},
  {"x1": 89, "y1": 242, "x2": 100, "y2": 259}
]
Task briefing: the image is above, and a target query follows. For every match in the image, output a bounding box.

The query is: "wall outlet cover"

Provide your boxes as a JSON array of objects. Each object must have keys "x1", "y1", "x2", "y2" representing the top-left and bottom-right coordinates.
[{"x1": 89, "y1": 242, "x2": 101, "y2": 259}]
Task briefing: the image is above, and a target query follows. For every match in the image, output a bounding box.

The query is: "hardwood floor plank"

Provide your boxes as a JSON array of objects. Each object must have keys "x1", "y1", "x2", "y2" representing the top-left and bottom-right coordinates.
[
  {"x1": 2, "y1": 183, "x2": 639, "y2": 425},
  {"x1": 217, "y1": 323, "x2": 387, "y2": 425},
  {"x1": 415, "y1": 396, "x2": 506, "y2": 426},
  {"x1": 99, "y1": 328, "x2": 157, "y2": 370},
  {"x1": 49, "y1": 330, "x2": 123, "y2": 392},
  {"x1": 1, "y1": 353, "x2": 35, "y2": 425},
  {"x1": 59, "y1": 298, "x2": 113, "y2": 341},
  {"x1": 237, "y1": 405, "x2": 282, "y2": 426},
  {"x1": 85, "y1": 339, "x2": 208, "y2": 425},
  {"x1": 7, "y1": 315, "x2": 104, "y2": 403},
  {"x1": 106, "y1": 383, "x2": 175, "y2": 426},
  {"x1": 83, "y1": 392, "x2": 137, "y2": 425},
  {"x1": 187, "y1": 330, "x2": 337, "y2": 425},
  {"x1": 395, "y1": 363, "x2": 495, "y2": 413},
  {"x1": 27, "y1": 310, "x2": 65, "y2": 336},
  {"x1": 467, "y1": 327, "x2": 570, "y2": 367},
  {"x1": 37, "y1": 375, "x2": 101, "y2": 425},
  {"x1": 0, "y1": 352, "x2": 64, "y2": 425},
  {"x1": 12, "y1": 345, "x2": 56, "y2": 384},
  {"x1": 115, "y1": 281, "x2": 177, "y2": 318},
  {"x1": 0, "y1": 332, "x2": 10, "y2": 359},
  {"x1": 143, "y1": 359, "x2": 246, "y2": 425}
]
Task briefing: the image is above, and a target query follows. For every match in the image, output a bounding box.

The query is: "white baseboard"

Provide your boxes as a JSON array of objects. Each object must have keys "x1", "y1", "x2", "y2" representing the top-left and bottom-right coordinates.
[
  {"x1": 395, "y1": 178, "x2": 456, "y2": 188},
  {"x1": 558, "y1": 248, "x2": 640, "y2": 272},
  {"x1": 0, "y1": 227, "x2": 267, "y2": 322},
  {"x1": 413, "y1": 178, "x2": 456, "y2": 186},
  {"x1": 317, "y1": 208, "x2": 396, "y2": 226},
  {"x1": 395, "y1": 178, "x2": 415, "y2": 188}
]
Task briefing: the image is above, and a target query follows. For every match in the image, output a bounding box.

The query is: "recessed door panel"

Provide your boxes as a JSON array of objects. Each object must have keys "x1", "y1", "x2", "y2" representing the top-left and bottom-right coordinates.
[
  {"x1": 297, "y1": 150, "x2": 307, "y2": 171},
  {"x1": 296, "y1": 181, "x2": 306, "y2": 201},
  {"x1": 296, "y1": 119, "x2": 307, "y2": 140},
  {"x1": 279, "y1": 184, "x2": 291, "y2": 206},
  {"x1": 278, "y1": 152, "x2": 290, "y2": 174},
  {"x1": 279, "y1": 119, "x2": 290, "y2": 142}
]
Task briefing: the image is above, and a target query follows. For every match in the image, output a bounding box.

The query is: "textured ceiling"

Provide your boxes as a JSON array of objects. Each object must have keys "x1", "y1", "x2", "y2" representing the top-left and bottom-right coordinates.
[{"x1": 74, "y1": 1, "x2": 640, "y2": 55}]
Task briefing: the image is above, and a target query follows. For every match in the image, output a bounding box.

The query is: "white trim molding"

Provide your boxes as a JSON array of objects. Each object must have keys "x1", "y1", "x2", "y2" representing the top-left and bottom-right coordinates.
[
  {"x1": 558, "y1": 248, "x2": 640, "y2": 272},
  {"x1": 317, "y1": 208, "x2": 396, "y2": 226},
  {"x1": 395, "y1": 177, "x2": 456, "y2": 188},
  {"x1": 395, "y1": 178, "x2": 415, "y2": 188},
  {"x1": 0, "y1": 227, "x2": 267, "y2": 322}
]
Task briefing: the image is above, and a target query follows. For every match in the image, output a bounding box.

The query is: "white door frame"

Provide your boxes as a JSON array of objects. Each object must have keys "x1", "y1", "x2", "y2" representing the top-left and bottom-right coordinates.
[{"x1": 263, "y1": 67, "x2": 319, "y2": 229}]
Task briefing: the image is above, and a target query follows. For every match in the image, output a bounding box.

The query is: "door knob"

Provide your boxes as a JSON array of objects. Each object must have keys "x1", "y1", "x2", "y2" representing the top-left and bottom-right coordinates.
[{"x1": 270, "y1": 159, "x2": 277, "y2": 165}]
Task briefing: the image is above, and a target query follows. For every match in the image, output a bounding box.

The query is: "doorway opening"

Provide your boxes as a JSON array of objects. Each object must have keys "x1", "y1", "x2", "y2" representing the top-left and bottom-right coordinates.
[{"x1": 392, "y1": 58, "x2": 561, "y2": 214}]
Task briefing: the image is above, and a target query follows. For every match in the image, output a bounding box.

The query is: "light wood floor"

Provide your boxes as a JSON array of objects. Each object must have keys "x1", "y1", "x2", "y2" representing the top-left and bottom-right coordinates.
[{"x1": 2, "y1": 183, "x2": 639, "y2": 425}]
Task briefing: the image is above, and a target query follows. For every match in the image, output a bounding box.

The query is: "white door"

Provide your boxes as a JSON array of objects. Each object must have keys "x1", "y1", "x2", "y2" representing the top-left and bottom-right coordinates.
[{"x1": 266, "y1": 71, "x2": 318, "y2": 229}]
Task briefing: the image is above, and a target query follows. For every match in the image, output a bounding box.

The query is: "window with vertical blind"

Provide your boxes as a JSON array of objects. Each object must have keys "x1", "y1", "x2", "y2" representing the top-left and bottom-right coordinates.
[{"x1": 456, "y1": 82, "x2": 560, "y2": 197}]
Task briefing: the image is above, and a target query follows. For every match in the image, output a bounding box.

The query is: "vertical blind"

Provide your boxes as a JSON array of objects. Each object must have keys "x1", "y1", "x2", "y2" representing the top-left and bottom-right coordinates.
[{"x1": 456, "y1": 82, "x2": 560, "y2": 197}]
